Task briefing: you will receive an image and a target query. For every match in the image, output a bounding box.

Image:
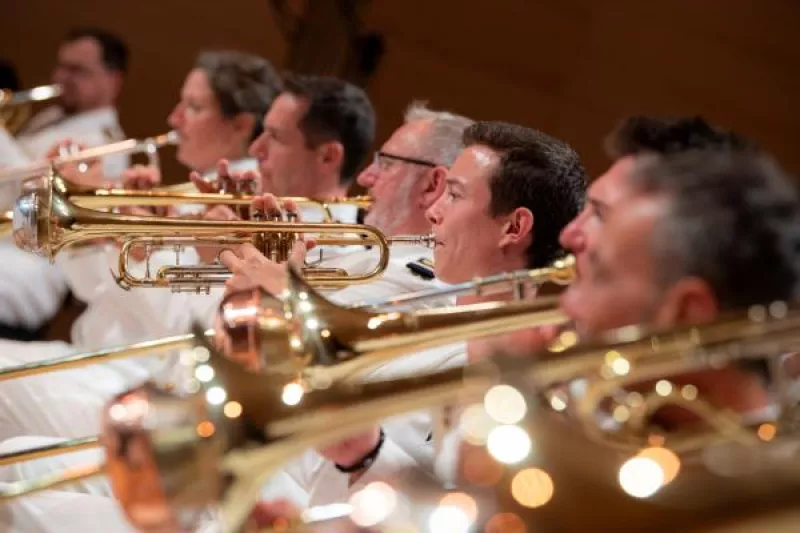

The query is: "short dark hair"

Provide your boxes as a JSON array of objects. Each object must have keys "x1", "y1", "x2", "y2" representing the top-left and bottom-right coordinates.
[
  {"x1": 195, "y1": 51, "x2": 281, "y2": 142},
  {"x1": 281, "y1": 74, "x2": 376, "y2": 182},
  {"x1": 463, "y1": 121, "x2": 587, "y2": 268},
  {"x1": 630, "y1": 150, "x2": 800, "y2": 309},
  {"x1": 0, "y1": 60, "x2": 20, "y2": 91},
  {"x1": 63, "y1": 27, "x2": 130, "y2": 74},
  {"x1": 605, "y1": 115, "x2": 755, "y2": 161}
]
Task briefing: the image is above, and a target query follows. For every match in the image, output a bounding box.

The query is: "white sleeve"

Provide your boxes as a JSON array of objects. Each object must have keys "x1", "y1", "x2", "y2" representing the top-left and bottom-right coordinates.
[
  {"x1": 0, "y1": 339, "x2": 137, "y2": 440},
  {"x1": 327, "y1": 260, "x2": 440, "y2": 308},
  {"x1": 0, "y1": 484, "x2": 133, "y2": 533},
  {"x1": 259, "y1": 449, "x2": 324, "y2": 508},
  {"x1": 0, "y1": 241, "x2": 68, "y2": 330},
  {"x1": 0, "y1": 127, "x2": 30, "y2": 168}
]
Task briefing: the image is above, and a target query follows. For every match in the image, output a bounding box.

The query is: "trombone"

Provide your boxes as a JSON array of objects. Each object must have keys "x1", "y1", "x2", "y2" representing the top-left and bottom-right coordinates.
[
  {"x1": 2, "y1": 301, "x2": 799, "y2": 532},
  {"x1": 12, "y1": 170, "x2": 422, "y2": 291},
  {"x1": 0, "y1": 263, "x2": 567, "y2": 382},
  {"x1": 0, "y1": 131, "x2": 179, "y2": 182},
  {"x1": 354, "y1": 254, "x2": 575, "y2": 310},
  {"x1": 0, "y1": 84, "x2": 62, "y2": 134}
]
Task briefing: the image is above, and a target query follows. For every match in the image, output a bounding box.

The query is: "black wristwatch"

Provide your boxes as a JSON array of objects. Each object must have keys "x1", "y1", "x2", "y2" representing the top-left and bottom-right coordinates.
[{"x1": 334, "y1": 428, "x2": 386, "y2": 474}]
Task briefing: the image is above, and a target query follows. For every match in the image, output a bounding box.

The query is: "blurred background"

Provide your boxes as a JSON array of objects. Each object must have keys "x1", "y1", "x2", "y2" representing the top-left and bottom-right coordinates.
[{"x1": 2, "y1": 0, "x2": 798, "y2": 183}]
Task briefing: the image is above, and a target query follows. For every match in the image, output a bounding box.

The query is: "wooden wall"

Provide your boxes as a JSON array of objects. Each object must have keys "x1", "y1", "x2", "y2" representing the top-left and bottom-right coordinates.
[{"x1": 2, "y1": 0, "x2": 798, "y2": 180}]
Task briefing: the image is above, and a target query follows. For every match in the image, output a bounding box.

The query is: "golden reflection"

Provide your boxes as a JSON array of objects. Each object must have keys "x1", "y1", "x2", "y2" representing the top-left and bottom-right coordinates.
[
  {"x1": 636, "y1": 447, "x2": 681, "y2": 484},
  {"x1": 511, "y1": 468, "x2": 554, "y2": 508}
]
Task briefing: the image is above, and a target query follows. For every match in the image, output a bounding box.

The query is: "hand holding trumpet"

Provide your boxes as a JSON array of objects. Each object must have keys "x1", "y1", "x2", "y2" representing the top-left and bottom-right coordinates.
[{"x1": 219, "y1": 193, "x2": 316, "y2": 297}]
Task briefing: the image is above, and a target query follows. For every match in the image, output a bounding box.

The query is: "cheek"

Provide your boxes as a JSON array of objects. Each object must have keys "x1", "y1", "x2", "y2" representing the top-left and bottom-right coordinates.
[{"x1": 189, "y1": 117, "x2": 225, "y2": 145}]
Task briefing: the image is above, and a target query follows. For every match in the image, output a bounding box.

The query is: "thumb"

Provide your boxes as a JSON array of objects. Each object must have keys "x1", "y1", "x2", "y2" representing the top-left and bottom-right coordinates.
[{"x1": 190, "y1": 171, "x2": 217, "y2": 193}]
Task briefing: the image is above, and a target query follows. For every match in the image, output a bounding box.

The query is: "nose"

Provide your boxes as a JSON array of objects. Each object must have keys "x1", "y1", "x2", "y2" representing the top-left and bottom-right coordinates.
[
  {"x1": 425, "y1": 198, "x2": 443, "y2": 226},
  {"x1": 559, "y1": 216, "x2": 585, "y2": 253},
  {"x1": 248, "y1": 131, "x2": 268, "y2": 159},
  {"x1": 167, "y1": 103, "x2": 183, "y2": 130},
  {"x1": 52, "y1": 67, "x2": 68, "y2": 86},
  {"x1": 356, "y1": 164, "x2": 378, "y2": 188}
]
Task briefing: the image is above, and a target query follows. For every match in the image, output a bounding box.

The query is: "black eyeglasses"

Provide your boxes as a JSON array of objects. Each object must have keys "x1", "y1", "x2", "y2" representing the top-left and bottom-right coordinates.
[{"x1": 373, "y1": 151, "x2": 439, "y2": 171}]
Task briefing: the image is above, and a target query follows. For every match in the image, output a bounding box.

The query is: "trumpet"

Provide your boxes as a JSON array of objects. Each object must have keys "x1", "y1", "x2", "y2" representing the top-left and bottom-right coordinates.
[
  {"x1": 41, "y1": 167, "x2": 371, "y2": 220},
  {"x1": 0, "y1": 84, "x2": 62, "y2": 134},
  {"x1": 353, "y1": 254, "x2": 575, "y2": 310},
  {"x1": 2, "y1": 301, "x2": 799, "y2": 532},
  {"x1": 12, "y1": 170, "x2": 421, "y2": 291},
  {"x1": 0, "y1": 131, "x2": 179, "y2": 182},
  {"x1": 0, "y1": 263, "x2": 566, "y2": 382}
]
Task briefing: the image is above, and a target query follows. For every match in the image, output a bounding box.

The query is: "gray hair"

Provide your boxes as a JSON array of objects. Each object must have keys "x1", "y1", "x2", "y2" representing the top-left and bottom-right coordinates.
[
  {"x1": 195, "y1": 50, "x2": 282, "y2": 141},
  {"x1": 629, "y1": 150, "x2": 800, "y2": 309},
  {"x1": 403, "y1": 101, "x2": 474, "y2": 166}
]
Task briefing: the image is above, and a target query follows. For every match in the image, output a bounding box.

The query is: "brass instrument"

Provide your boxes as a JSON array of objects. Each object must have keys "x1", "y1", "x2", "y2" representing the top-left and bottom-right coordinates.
[
  {"x1": 0, "y1": 131, "x2": 179, "y2": 183},
  {"x1": 2, "y1": 301, "x2": 799, "y2": 532},
  {"x1": 352, "y1": 254, "x2": 576, "y2": 310},
  {"x1": 0, "y1": 168, "x2": 370, "y2": 237},
  {"x1": 36, "y1": 169, "x2": 371, "y2": 214},
  {"x1": 0, "y1": 210, "x2": 10, "y2": 237},
  {"x1": 0, "y1": 84, "x2": 62, "y2": 134},
  {"x1": 12, "y1": 170, "x2": 424, "y2": 291},
  {"x1": 0, "y1": 264, "x2": 566, "y2": 382}
]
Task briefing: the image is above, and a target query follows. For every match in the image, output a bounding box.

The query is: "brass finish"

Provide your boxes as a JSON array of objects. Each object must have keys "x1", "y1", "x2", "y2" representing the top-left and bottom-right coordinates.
[
  {"x1": 0, "y1": 331, "x2": 212, "y2": 381},
  {"x1": 353, "y1": 254, "x2": 575, "y2": 309},
  {"x1": 0, "y1": 436, "x2": 100, "y2": 467},
  {"x1": 2, "y1": 301, "x2": 799, "y2": 531},
  {"x1": 0, "y1": 265, "x2": 566, "y2": 384},
  {"x1": 0, "y1": 84, "x2": 62, "y2": 134},
  {"x1": 12, "y1": 169, "x2": 427, "y2": 291},
  {"x1": 0, "y1": 131, "x2": 178, "y2": 182},
  {"x1": 0, "y1": 210, "x2": 11, "y2": 237}
]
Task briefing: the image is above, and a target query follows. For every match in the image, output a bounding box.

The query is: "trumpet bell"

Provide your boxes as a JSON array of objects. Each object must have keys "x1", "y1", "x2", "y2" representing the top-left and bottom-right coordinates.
[{"x1": 12, "y1": 185, "x2": 51, "y2": 257}]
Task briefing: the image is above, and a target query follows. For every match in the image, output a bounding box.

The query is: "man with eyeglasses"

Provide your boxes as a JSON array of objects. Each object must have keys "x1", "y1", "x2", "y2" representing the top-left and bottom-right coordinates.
[{"x1": 224, "y1": 101, "x2": 475, "y2": 305}]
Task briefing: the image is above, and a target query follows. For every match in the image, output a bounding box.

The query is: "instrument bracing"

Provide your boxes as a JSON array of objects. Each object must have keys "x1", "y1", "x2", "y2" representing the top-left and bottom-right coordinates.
[
  {"x1": 36, "y1": 170, "x2": 371, "y2": 215},
  {"x1": 353, "y1": 254, "x2": 575, "y2": 310},
  {"x1": 11, "y1": 169, "x2": 424, "y2": 291},
  {"x1": 0, "y1": 168, "x2": 370, "y2": 237},
  {"x1": 0, "y1": 84, "x2": 62, "y2": 134},
  {"x1": 0, "y1": 131, "x2": 179, "y2": 183},
  {"x1": 0, "y1": 264, "x2": 566, "y2": 382},
  {"x1": 1, "y1": 300, "x2": 797, "y2": 532}
]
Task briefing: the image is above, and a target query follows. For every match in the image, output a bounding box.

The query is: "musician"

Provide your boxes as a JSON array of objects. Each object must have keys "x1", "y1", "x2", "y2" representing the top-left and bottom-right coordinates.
[
  {"x1": 0, "y1": 103, "x2": 473, "y2": 517},
  {"x1": 559, "y1": 116, "x2": 753, "y2": 300},
  {"x1": 60, "y1": 49, "x2": 280, "y2": 307},
  {"x1": 121, "y1": 50, "x2": 280, "y2": 188},
  {"x1": 65, "y1": 74, "x2": 378, "y2": 354},
  {"x1": 0, "y1": 28, "x2": 129, "y2": 342},
  {"x1": 14, "y1": 27, "x2": 130, "y2": 177},
  {"x1": 560, "y1": 150, "x2": 800, "y2": 418},
  {"x1": 450, "y1": 124, "x2": 800, "y2": 487},
  {"x1": 227, "y1": 120, "x2": 587, "y2": 522},
  {"x1": 0, "y1": 83, "x2": 377, "y2": 441},
  {"x1": 248, "y1": 73, "x2": 375, "y2": 199}
]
